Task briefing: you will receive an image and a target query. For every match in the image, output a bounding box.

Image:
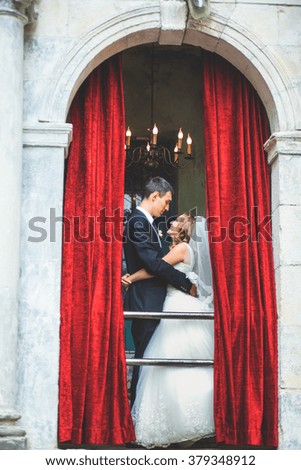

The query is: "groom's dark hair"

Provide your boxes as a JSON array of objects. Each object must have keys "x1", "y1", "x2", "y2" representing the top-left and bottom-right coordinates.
[{"x1": 144, "y1": 177, "x2": 174, "y2": 199}]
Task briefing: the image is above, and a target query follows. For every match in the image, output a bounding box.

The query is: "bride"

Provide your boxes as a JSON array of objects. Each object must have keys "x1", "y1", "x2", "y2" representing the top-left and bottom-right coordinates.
[{"x1": 122, "y1": 213, "x2": 215, "y2": 448}]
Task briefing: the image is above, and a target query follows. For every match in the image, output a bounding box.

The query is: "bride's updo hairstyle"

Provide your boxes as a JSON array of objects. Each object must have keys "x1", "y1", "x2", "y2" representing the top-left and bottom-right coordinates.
[{"x1": 174, "y1": 212, "x2": 195, "y2": 244}]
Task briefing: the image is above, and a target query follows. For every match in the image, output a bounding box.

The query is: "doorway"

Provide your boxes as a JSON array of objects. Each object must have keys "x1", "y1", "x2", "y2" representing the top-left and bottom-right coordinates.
[{"x1": 122, "y1": 44, "x2": 207, "y2": 353}]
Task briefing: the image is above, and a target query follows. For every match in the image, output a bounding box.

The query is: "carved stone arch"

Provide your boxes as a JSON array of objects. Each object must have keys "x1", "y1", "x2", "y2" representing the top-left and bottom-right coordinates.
[{"x1": 40, "y1": 6, "x2": 298, "y2": 133}]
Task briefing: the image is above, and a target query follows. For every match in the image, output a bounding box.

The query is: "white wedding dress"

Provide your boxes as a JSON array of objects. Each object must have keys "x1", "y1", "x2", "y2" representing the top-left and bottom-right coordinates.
[{"x1": 131, "y1": 243, "x2": 215, "y2": 448}]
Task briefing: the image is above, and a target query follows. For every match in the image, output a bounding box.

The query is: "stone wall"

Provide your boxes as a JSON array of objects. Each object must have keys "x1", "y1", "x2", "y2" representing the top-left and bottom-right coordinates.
[{"x1": 0, "y1": 0, "x2": 298, "y2": 449}]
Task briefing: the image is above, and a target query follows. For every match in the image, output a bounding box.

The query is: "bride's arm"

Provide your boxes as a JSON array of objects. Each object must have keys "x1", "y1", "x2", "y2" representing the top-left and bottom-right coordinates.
[
  {"x1": 122, "y1": 243, "x2": 187, "y2": 286},
  {"x1": 122, "y1": 268, "x2": 153, "y2": 286}
]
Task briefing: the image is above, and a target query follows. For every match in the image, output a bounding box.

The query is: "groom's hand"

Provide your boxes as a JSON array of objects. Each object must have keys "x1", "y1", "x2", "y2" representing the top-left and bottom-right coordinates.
[
  {"x1": 122, "y1": 273, "x2": 132, "y2": 289},
  {"x1": 189, "y1": 284, "x2": 198, "y2": 297}
]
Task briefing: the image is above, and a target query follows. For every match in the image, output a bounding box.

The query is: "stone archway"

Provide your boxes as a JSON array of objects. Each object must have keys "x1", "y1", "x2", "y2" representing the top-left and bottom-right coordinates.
[
  {"x1": 39, "y1": 7, "x2": 297, "y2": 132},
  {"x1": 18, "y1": 3, "x2": 300, "y2": 449}
]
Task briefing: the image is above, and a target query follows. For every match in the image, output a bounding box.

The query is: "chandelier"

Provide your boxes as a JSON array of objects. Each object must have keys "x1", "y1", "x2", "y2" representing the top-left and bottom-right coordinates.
[
  {"x1": 125, "y1": 125, "x2": 193, "y2": 169},
  {"x1": 125, "y1": 45, "x2": 194, "y2": 170}
]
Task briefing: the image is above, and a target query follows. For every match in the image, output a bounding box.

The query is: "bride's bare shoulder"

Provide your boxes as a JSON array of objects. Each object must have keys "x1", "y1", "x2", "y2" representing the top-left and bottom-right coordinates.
[
  {"x1": 169, "y1": 242, "x2": 188, "y2": 253},
  {"x1": 163, "y1": 242, "x2": 187, "y2": 265}
]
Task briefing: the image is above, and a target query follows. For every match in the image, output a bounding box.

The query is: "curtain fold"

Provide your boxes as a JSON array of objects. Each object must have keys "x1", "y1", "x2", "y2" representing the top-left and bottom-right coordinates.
[
  {"x1": 59, "y1": 54, "x2": 135, "y2": 445},
  {"x1": 203, "y1": 53, "x2": 278, "y2": 447}
]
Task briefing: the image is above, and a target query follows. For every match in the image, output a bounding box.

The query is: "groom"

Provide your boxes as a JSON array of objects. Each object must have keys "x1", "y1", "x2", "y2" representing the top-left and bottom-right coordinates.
[{"x1": 123, "y1": 177, "x2": 197, "y2": 404}]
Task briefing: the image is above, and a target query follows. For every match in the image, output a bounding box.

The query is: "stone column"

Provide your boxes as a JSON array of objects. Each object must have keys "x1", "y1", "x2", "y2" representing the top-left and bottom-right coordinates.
[
  {"x1": 0, "y1": 0, "x2": 37, "y2": 450},
  {"x1": 265, "y1": 131, "x2": 301, "y2": 449},
  {"x1": 17, "y1": 123, "x2": 72, "y2": 449}
]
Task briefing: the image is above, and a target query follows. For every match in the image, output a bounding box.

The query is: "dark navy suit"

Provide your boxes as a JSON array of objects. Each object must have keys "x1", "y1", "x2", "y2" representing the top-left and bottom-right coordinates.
[{"x1": 123, "y1": 208, "x2": 193, "y2": 404}]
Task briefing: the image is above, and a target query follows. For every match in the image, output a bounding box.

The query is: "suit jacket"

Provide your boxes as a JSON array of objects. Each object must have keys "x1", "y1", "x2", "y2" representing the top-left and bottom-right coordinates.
[{"x1": 123, "y1": 208, "x2": 193, "y2": 314}]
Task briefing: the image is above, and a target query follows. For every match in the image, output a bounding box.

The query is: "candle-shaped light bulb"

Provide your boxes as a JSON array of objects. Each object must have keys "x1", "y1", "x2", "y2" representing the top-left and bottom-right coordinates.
[
  {"x1": 174, "y1": 144, "x2": 179, "y2": 163},
  {"x1": 177, "y1": 128, "x2": 183, "y2": 150},
  {"x1": 126, "y1": 127, "x2": 131, "y2": 147},
  {"x1": 186, "y1": 133, "x2": 192, "y2": 155},
  {"x1": 152, "y1": 123, "x2": 158, "y2": 145},
  {"x1": 146, "y1": 142, "x2": 150, "y2": 152}
]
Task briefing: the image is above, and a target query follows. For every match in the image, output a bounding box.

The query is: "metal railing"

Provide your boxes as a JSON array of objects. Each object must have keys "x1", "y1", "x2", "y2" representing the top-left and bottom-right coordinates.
[
  {"x1": 124, "y1": 311, "x2": 214, "y2": 367},
  {"x1": 124, "y1": 311, "x2": 214, "y2": 320}
]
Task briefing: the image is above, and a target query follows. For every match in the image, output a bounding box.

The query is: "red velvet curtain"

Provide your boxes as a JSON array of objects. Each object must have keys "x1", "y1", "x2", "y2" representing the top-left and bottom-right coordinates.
[
  {"x1": 203, "y1": 53, "x2": 278, "y2": 447},
  {"x1": 59, "y1": 55, "x2": 135, "y2": 445}
]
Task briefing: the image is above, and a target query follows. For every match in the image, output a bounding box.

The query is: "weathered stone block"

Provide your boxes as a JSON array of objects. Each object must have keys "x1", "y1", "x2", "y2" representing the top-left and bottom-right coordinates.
[
  {"x1": 232, "y1": 5, "x2": 278, "y2": 46},
  {"x1": 25, "y1": 0, "x2": 68, "y2": 37},
  {"x1": 24, "y1": 36, "x2": 74, "y2": 80},
  {"x1": 271, "y1": 205, "x2": 301, "y2": 268},
  {"x1": 279, "y1": 326, "x2": 301, "y2": 389},
  {"x1": 0, "y1": 436, "x2": 27, "y2": 450},
  {"x1": 279, "y1": 389, "x2": 301, "y2": 449},
  {"x1": 278, "y1": 155, "x2": 301, "y2": 207},
  {"x1": 160, "y1": 0, "x2": 187, "y2": 31},
  {"x1": 275, "y1": 46, "x2": 301, "y2": 81},
  {"x1": 22, "y1": 147, "x2": 65, "y2": 198},
  {"x1": 275, "y1": 265, "x2": 301, "y2": 327},
  {"x1": 0, "y1": 414, "x2": 26, "y2": 450},
  {"x1": 23, "y1": 78, "x2": 54, "y2": 123},
  {"x1": 184, "y1": 27, "x2": 219, "y2": 51},
  {"x1": 278, "y1": 6, "x2": 301, "y2": 46}
]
